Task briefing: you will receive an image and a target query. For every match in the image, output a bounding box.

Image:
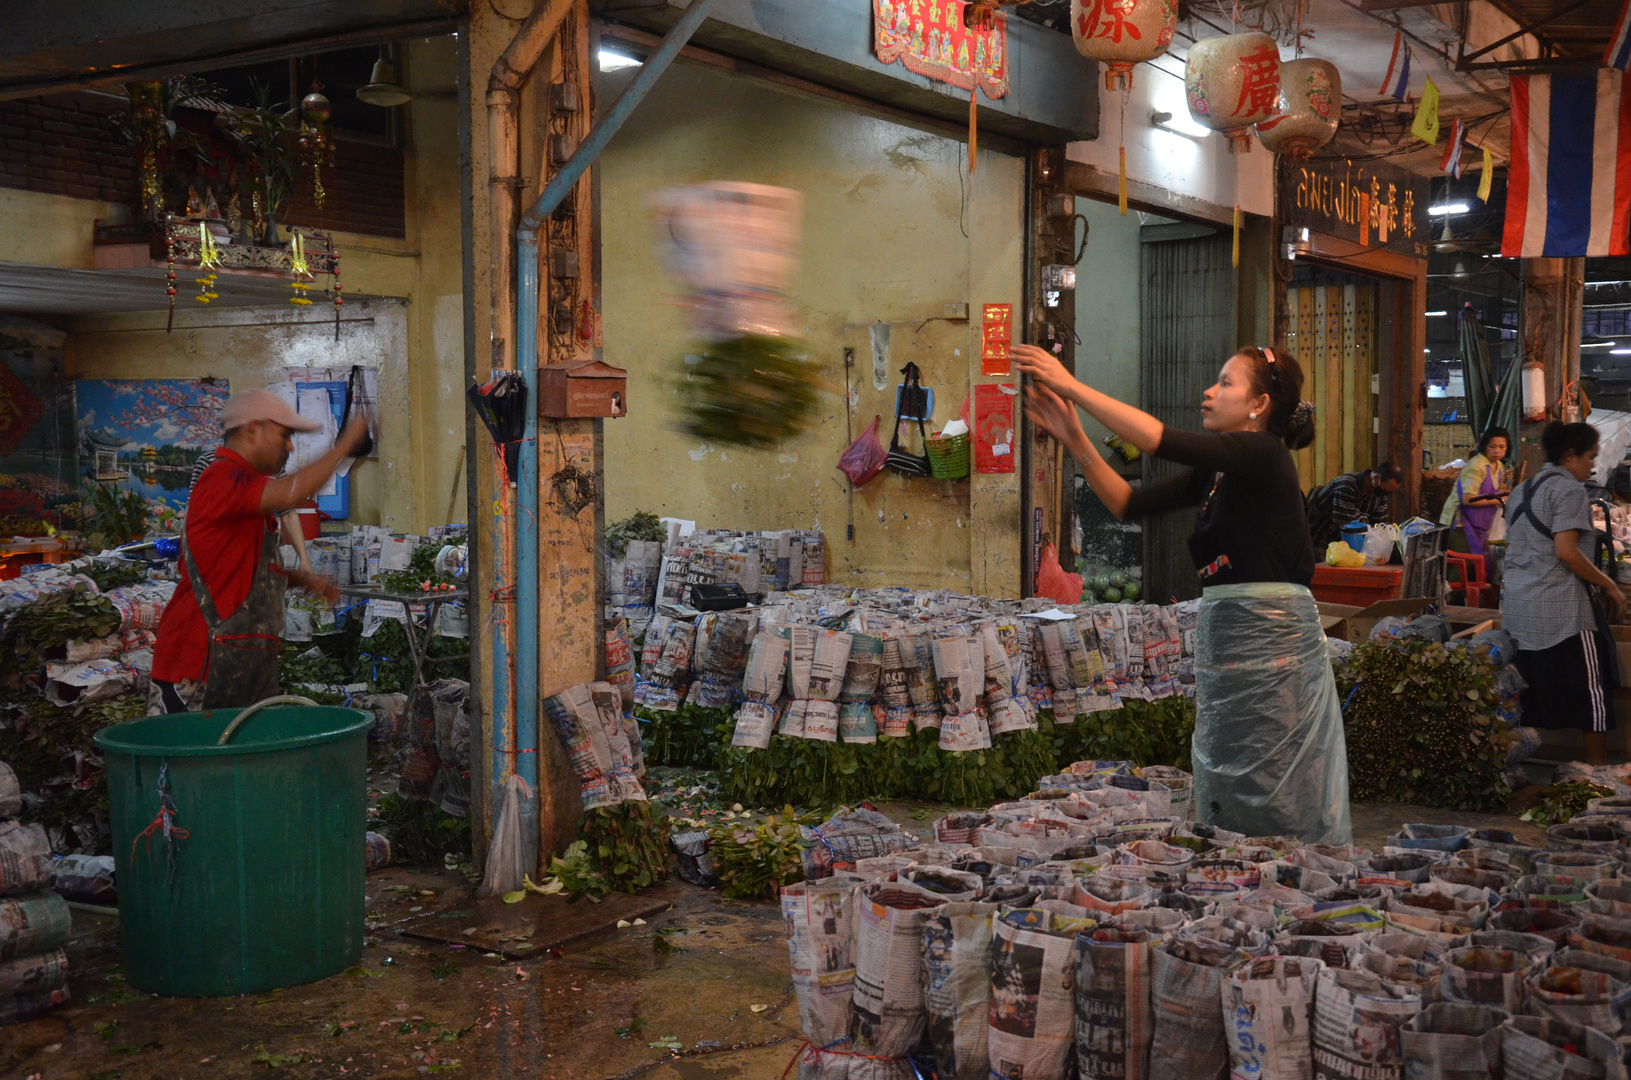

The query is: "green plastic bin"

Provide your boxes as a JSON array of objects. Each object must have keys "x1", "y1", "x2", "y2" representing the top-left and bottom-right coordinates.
[{"x1": 94, "y1": 700, "x2": 373, "y2": 996}]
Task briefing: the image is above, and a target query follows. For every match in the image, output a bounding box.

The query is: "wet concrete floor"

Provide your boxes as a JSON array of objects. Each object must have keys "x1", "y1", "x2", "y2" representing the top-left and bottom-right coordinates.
[{"x1": 0, "y1": 800, "x2": 1544, "y2": 1080}]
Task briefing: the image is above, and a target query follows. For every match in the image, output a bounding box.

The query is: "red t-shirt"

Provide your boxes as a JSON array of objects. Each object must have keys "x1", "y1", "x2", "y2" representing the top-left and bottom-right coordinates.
[{"x1": 151, "y1": 448, "x2": 275, "y2": 683}]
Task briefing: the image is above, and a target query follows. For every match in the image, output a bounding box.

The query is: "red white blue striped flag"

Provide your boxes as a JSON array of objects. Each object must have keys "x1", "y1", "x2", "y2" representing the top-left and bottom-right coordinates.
[
  {"x1": 1502, "y1": 71, "x2": 1631, "y2": 257},
  {"x1": 1440, "y1": 118, "x2": 1465, "y2": 178},
  {"x1": 1607, "y1": 0, "x2": 1631, "y2": 71}
]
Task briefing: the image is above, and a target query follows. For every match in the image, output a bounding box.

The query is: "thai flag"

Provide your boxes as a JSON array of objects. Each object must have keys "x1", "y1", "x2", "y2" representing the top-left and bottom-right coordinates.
[
  {"x1": 1440, "y1": 118, "x2": 1465, "y2": 178},
  {"x1": 1503, "y1": 71, "x2": 1631, "y2": 258},
  {"x1": 1607, "y1": 0, "x2": 1631, "y2": 71}
]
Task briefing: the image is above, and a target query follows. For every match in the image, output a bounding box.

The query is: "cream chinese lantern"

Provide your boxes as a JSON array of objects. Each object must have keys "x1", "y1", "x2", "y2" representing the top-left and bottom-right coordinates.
[
  {"x1": 1071, "y1": 0, "x2": 1178, "y2": 91},
  {"x1": 1522, "y1": 358, "x2": 1548, "y2": 422},
  {"x1": 1254, "y1": 58, "x2": 1340, "y2": 160},
  {"x1": 1184, "y1": 32, "x2": 1282, "y2": 153}
]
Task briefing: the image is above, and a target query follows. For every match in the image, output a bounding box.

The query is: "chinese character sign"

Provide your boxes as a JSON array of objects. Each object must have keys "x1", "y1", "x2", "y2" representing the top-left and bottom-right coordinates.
[
  {"x1": 975, "y1": 384, "x2": 1016, "y2": 473},
  {"x1": 1282, "y1": 157, "x2": 1429, "y2": 258},
  {"x1": 982, "y1": 303, "x2": 1013, "y2": 376},
  {"x1": 874, "y1": 0, "x2": 1011, "y2": 98}
]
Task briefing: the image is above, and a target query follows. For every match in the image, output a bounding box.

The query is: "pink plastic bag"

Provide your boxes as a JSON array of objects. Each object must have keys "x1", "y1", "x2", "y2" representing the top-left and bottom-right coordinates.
[
  {"x1": 838, "y1": 414, "x2": 887, "y2": 487},
  {"x1": 1035, "y1": 543, "x2": 1084, "y2": 604}
]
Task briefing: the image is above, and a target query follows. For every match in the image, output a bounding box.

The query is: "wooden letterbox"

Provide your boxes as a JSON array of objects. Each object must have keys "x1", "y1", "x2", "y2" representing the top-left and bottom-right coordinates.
[{"x1": 538, "y1": 360, "x2": 627, "y2": 418}]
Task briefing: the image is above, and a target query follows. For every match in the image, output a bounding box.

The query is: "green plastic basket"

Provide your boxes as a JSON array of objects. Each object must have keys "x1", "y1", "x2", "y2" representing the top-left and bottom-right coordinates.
[{"x1": 925, "y1": 433, "x2": 970, "y2": 480}]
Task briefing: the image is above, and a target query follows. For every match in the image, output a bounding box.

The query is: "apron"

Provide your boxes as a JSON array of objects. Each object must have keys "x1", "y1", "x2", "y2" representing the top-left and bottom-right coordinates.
[
  {"x1": 181, "y1": 519, "x2": 286, "y2": 709},
  {"x1": 1459, "y1": 466, "x2": 1501, "y2": 555}
]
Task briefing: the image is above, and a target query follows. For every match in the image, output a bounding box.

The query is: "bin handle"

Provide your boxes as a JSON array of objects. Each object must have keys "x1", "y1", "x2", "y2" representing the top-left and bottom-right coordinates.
[{"x1": 216, "y1": 695, "x2": 319, "y2": 746}]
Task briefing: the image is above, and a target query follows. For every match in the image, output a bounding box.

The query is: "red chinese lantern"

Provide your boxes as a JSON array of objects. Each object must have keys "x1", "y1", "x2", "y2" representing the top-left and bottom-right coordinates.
[
  {"x1": 1255, "y1": 58, "x2": 1340, "y2": 160},
  {"x1": 1070, "y1": 0, "x2": 1178, "y2": 91},
  {"x1": 1184, "y1": 32, "x2": 1282, "y2": 153}
]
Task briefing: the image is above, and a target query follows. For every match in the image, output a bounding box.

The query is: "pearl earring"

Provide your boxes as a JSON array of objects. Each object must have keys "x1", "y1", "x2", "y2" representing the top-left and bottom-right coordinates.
[{"x1": 1249, "y1": 411, "x2": 1259, "y2": 419}]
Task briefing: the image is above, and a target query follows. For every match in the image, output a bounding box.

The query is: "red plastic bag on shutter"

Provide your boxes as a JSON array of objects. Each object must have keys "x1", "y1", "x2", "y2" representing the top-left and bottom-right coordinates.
[
  {"x1": 838, "y1": 414, "x2": 888, "y2": 487},
  {"x1": 1035, "y1": 543, "x2": 1084, "y2": 605}
]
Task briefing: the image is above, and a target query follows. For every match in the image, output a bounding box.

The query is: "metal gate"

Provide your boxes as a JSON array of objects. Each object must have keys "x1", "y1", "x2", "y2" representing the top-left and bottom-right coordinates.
[{"x1": 1139, "y1": 226, "x2": 1236, "y2": 603}]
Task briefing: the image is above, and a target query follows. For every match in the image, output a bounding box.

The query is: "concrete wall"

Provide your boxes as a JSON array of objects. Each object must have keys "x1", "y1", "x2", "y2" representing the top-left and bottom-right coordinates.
[
  {"x1": 1072, "y1": 198, "x2": 1143, "y2": 444},
  {"x1": 596, "y1": 59, "x2": 1025, "y2": 593},
  {"x1": 48, "y1": 35, "x2": 467, "y2": 534}
]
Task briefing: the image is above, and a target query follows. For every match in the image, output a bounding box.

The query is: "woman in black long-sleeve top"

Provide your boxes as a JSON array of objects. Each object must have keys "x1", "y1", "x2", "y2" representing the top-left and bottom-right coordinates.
[{"x1": 1013, "y1": 343, "x2": 1351, "y2": 844}]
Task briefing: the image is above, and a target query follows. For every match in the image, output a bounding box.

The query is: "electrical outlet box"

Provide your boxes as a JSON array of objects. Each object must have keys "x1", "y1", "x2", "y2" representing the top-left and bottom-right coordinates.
[
  {"x1": 943, "y1": 301, "x2": 970, "y2": 321},
  {"x1": 550, "y1": 249, "x2": 580, "y2": 279},
  {"x1": 549, "y1": 82, "x2": 579, "y2": 113},
  {"x1": 1043, "y1": 193, "x2": 1075, "y2": 218},
  {"x1": 549, "y1": 133, "x2": 575, "y2": 166}
]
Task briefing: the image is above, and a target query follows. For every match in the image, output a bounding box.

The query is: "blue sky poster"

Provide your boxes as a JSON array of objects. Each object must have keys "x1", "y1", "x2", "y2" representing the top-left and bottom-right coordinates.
[{"x1": 75, "y1": 378, "x2": 230, "y2": 512}]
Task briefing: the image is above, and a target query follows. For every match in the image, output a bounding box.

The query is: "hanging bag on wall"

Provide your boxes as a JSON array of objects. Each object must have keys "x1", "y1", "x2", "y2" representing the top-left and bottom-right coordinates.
[
  {"x1": 886, "y1": 363, "x2": 932, "y2": 477},
  {"x1": 342, "y1": 365, "x2": 376, "y2": 458}
]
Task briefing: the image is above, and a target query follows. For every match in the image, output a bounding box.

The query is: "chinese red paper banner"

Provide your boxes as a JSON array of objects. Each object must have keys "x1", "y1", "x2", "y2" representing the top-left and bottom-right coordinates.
[
  {"x1": 981, "y1": 302, "x2": 1012, "y2": 376},
  {"x1": 874, "y1": 0, "x2": 1011, "y2": 98},
  {"x1": 974, "y1": 383, "x2": 1016, "y2": 473}
]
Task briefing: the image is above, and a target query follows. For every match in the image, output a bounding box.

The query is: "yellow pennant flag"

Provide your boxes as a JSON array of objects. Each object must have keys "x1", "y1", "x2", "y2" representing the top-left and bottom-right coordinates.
[
  {"x1": 1477, "y1": 144, "x2": 1494, "y2": 202},
  {"x1": 1412, "y1": 77, "x2": 1441, "y2": 145}
]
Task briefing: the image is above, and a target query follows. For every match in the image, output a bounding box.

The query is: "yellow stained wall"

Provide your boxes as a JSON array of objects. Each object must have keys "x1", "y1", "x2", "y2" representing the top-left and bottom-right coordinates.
[
  {"x1": 598, "y1": 61, "x2": 1025, "y2": 594},
  {"x1": 47, "y1": 36, "x2": 466, "y2": 533}
]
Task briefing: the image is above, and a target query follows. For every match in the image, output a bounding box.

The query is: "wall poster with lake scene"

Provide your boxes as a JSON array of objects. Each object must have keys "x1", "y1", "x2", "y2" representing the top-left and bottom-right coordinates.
[{"x1": 75, "y1": 379, "x2": 230, "y2": 518}]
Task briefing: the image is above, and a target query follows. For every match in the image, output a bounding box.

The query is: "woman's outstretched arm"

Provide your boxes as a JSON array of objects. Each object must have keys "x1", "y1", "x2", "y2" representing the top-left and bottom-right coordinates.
[
  {"x1": 1013, "y1": 344, "x2": 1165, "y2": 454},
  {"x1": 1024, "y1": 381, "x2": 1135, "y2": 518}
]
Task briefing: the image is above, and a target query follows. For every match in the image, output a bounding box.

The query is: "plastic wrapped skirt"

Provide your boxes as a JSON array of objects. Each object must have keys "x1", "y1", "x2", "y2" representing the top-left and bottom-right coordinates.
[{"x1": 1193, "y1": 582, "x2": 1352, "y2": 845}]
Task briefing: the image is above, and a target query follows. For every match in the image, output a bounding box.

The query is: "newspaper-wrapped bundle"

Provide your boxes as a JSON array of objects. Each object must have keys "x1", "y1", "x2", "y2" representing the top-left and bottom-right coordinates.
[
  {"x1": 802, "y1": 700, "x2": 840, "y2": 742},
  {"x1": 838, "y1": 702, "x2": 879, "y2": 743},
  {"x1": 788, "y1": 627, "x2": 853, "y2": 702},
  {"x1": 541, "y1": 681, "x2": 646, "y2": 809},
  {"x1": 0, "y1": 890, "x2": 70, "y2": 961},
  {"x1": 1532, "y1": 851, "x2": 1618, "y2": 883},
  {"x1": 1149, "y1": 923, "x2": 1265, "y2": 1078},
  {"x1": 104, "y1": 581, "x2": 175, "y2": 631},
  {"x1": 0, "y1": 946, "x2": 67, "y2": 997},
  {"x1": 1582, "y1": 880, "x2": 1631, "y2": 920},
  {"x1": 938, "y1": 709, "x2": 991, "y2": 752},
  {"x1": 1450, "y1": 929, "x2": 1554, "y2": 966},
  {"x1": 1397, "y1": 1002, "x2": 1507, "y2": 1080},
  {"x1": 839, "y1": 634, "x2": 883, "y2": 704},
  {"x1": 931, "y1": 633, "x2": 983, "y2": 718},
  {"x1": 1499, "y1": 1015, "x2": 1626, "y2": 1080},
  {"x1": 877, "y1": 636, "x2": 912, "y2": 708},
  {"x1": 1073, "y1": 875, "x2": 1153, "y2": 917},
  {"x1": 43, "y1": 656, "x2": 140, "y2": 708},
  {"x1": 800, "y1": 809, "x2": 915, "y2": 881},
  {"x1": 0, "y1": 823, "x2": 55, "y2": 897},
  {"x1": 605, "y1": 619, "x2": 636, "y2": 708},
  {"x1": 922, "y1": 901, "x2": 998, "y2": 1080},
  {"x1": 694, "y1": 611, "x2": 757, "y2": 708},
  {"x1": 1311, "y1": 967, "x2": 1421, "y2": 1080},
  {"x1": 852, "y1": 879, "x2": 946, "y2": 1057},
  {"x1": 1438, "y1": 946, "x2": 1530, "y2": 1012},
  {"x1": 1488, "y1": 902, "x2": 1580, "y2": 943},
  {"x1": 742, "y1": 633, "x2": 788, "y2": 703},
  {"x1": 729, "y1": 700, "x2": 778, "y2": 749},
  {"x1": 51, "y1": 626, "x2": 157, "y2": 664},
  {"x1": 0, "y1": 764, "x2": 17, "y2": 819},
  {"x1": 637, "y1": 617, "x2": 696, "y2": 711},
  {"x1": 1073, "y1": 925, "x2": 1155, "y2": 1080},
  {"x1": 783, "y1": 873, "x2": 866, "y2": 1046},
  {"x1": 1223, "y1": 955, "x2": 1323, "y2": 1080},
  {"x1": 988, "y1": 903, "x2": 1095, "y2": 1080},
  {"x1": 1525, "y1": 961, "x2": 1631, "y2": 1034}
]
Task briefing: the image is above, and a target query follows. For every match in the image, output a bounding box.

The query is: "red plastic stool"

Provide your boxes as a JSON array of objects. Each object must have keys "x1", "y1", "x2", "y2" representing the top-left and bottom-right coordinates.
[{"x1": 1446, "y1": 551, "x2": 1487, "y2": 607}]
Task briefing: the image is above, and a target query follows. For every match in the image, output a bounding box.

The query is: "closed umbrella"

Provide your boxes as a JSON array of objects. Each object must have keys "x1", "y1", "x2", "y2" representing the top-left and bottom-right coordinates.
[
  {"x1": 467, "y1": 371, "x2": 528, "y2": 486},
  {"x1": 1460, "y1": 302, "x2": 1521, "y2": 443}
]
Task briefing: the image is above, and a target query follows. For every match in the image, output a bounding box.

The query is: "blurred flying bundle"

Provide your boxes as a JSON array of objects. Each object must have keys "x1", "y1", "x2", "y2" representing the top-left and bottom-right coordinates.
[{"x1": 651, "y1": 182, "x2": 818, "y2": 447}]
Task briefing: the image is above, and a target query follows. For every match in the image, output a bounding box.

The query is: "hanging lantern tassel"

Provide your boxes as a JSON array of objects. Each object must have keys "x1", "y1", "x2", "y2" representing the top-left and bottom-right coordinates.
[
  {"x1": 1118, "y1": 146, "x2": 1129, "y2": 215},
  {"x1": 968, "y1": 86, "x2": 978, "y2": 173},
  {"x1": 332, "y1": 249, "x2": 343, "y2": 342},
  {"x1": 1232, "y1": 205, "x2": 1241, "y2": 267}
]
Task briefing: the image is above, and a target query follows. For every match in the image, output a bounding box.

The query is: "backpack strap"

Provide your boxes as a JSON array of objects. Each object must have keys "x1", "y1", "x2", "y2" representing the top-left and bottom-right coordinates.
[{"x1": 1512, "y1": 471, "x2": 1566, "y2": 539}]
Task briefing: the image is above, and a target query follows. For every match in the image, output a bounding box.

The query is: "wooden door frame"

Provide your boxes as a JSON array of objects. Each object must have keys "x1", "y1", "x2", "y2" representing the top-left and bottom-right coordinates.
[{"x1": 1282, "y1": 231, "x2": 1428, "y2": 517}]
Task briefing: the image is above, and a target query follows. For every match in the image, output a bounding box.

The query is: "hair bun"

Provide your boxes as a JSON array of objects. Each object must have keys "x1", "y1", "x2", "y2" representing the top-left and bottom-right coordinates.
[{"x1": 1291, "y1": 400, "x2": 1316, "y2": 429}]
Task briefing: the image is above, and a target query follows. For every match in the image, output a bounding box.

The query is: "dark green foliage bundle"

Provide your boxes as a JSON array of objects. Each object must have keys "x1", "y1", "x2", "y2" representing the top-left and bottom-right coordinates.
[
  {"x1": 372, "y1": 793, "x2": 471, "y2": 866},
  {"x1": 279, "y1": 644, "x2": 348, "y2": 689},
  {"x1": 634, "y1": 706, "x2": 733, "y2": 769},
  {"x1": 705, "y1": 806, "x2": 822, "y2": 900},
  {"x1": 3, "y1": 590, "x2": 120, "y2": 687},
  {"x1": 605, "y1": 511, "x2": 667, "y2": 559},
  {"x1": 1522, "y1": 781, "x2": 1613, "y2": 827},
  {"x1": 83, "y1": 561, "x2": 145, "y2": 592},
  {"x1": 0, "y1": 694, "x2": 143, "y2": 854},
  {"x1": 1337, "y1": 639, "x2": 1511, "y2": 813},
  {"x1": 676, "y1": 335, "x2": 820, "y2": 448},
  {"x1": 374, "y1": 540, "x2": 458, "y2": 594},
  {"x1": 582, "y1": 802, "x2": 671, "y2": 894}
]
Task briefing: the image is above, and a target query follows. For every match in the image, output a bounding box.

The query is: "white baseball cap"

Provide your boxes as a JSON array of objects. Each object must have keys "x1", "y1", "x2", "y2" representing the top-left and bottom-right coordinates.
[{"x1": 219, "y1": 389, "x2": 323, "y2": 433}]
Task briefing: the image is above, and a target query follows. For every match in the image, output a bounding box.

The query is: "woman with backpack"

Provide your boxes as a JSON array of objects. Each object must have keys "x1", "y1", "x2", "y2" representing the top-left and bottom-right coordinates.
[{"x1": 1501, "y1": 422, "x2": 1626, "y2": 766}]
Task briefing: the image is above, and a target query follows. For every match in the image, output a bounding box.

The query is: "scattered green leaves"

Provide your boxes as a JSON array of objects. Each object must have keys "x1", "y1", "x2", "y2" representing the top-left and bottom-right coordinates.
[
  {"x1": 249, "y1": 1048, "x2": 305, "y2": 1068},
  {"x1": 1522, "y1": 781, "x2": 1614, "y2": 827},
  {"x1": 615, "y1": 1017, "x2": 648, "y2": 1038}
]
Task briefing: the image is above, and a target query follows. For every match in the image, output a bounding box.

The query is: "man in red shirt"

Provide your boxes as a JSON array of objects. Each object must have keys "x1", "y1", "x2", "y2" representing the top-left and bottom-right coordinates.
[{"x1": 149, "y1": 389, "x2": 369, "y2": 714}]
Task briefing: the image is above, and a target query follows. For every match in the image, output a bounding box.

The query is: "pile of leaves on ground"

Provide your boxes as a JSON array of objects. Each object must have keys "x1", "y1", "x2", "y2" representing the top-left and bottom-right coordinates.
[
  {"x1": 605, "y1": 510, "x2": 667, "y2": 559},
  {"x1": 634, "y1": 698, "x2": 1195, "y2": 810},
  {"x1": 703, "y1": 805, "x2": 821, "y2": 900},
  {"x1": 522, "y1": 802, "x2": 672, "y2": 901},
  {"x1": 1521, "y1": 780, "x2": 1615, "y2": 827},
  {"x1": 1337, "y1": 638, "x2": 1512, "y2": 813}
]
